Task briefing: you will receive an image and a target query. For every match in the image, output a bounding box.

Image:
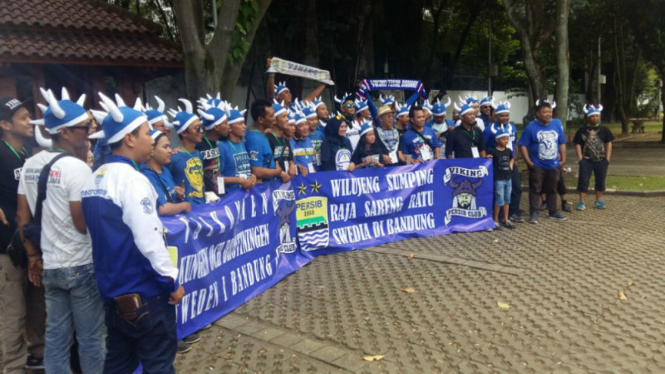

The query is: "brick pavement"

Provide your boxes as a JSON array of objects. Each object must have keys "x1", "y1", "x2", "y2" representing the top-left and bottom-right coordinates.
[
  {"x1": 174, "y1": 194, "x2": 665, "y2": 373},
  {"x1": 4, "y1": 196, "x2": 664, "y2": 374}
]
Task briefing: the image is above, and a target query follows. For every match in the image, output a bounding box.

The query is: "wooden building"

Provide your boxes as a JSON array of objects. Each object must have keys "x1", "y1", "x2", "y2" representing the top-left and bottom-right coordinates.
[{"x1": 0, "y1": 0, "x2": 182, "y2": 113}]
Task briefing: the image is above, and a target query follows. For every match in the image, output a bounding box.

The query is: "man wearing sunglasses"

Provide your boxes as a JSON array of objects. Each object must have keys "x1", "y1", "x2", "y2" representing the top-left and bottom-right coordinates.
[
  {"x1": 17, "y1": 88, "x2": 105, "y2": 373},
  {"x1": 338, "y1": 94, "x2": 361, "y2": 151}
]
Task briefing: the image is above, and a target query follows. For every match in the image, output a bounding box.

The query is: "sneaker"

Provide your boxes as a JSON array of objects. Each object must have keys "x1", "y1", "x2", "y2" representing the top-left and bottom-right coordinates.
[
  {"x1": 576, "y1": 201, "x2": 585, "y2": 211},
  {"x1": 529, "y1": 212, "x2": 538, "y2": 224},
  {"x1": 562, "y1": 201, "x2": 572, "y2": 213},
  {"x1": 25, "y1": 355, "x2": 45, "y2": 370},
  {"x1": 509, "y1": 213, "x2": 524, "y2": 223},
  {"x1": 504, "y1": 220, "x2": 516, "y2": 229},
  {"x1": 549, "y1": 211, "x2": 568, "y2": 221},
  {"x1": 183, "y1": 332, "x2": 201, "y2": 344},
  {"x1": 539, "y1": 202, "x2": 547, "y2": 211},
  {"x1": 177, "y1": 340, "x2": 192, "y2": 354},
  {"x1": 493, "y1": 221, "x2": 503, "y2": 231},
  {"x1": 202, "y1": 324, "x2": 213, "y2": 330},
  {"x1": 595, "y1": 200, "x2": 606, "y2": 209}
]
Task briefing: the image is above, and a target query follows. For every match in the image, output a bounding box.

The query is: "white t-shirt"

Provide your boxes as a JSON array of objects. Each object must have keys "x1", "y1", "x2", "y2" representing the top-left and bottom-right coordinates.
[{"x1": 18, "y1": 151, "x2": 93, "y2": 269}]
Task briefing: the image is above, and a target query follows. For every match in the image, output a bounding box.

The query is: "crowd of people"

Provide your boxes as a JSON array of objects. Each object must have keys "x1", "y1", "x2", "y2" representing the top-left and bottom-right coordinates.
[{"x1": 0, "y1": 64, "x2": 615, "y2": 373}]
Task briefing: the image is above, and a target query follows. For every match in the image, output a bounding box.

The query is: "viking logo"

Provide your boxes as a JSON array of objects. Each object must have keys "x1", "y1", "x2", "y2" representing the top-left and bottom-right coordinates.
[
  {"x1": 296, "y1": 197, "x2": 329, "y2": 251},
  {"x1": 444, "y1": 178, "x2": 487, "y2": 226},
  {"x1": 273, "y1": 189, "x2": 297, "y2": 262}
]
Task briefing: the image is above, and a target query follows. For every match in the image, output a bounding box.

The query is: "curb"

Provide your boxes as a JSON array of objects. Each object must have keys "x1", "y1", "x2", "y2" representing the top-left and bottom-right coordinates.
[{"x1": 521, "y1": 185, "x2": 665, "y2": 197}]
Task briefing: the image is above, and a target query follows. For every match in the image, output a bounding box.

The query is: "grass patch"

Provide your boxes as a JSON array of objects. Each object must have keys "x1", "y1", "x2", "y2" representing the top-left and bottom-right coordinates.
[{"x1": 563, "y1": 175, "x2": 665, "y2": 191}]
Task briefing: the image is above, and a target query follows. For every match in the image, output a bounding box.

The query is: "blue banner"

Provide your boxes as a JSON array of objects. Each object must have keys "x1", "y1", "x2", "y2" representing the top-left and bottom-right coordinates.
[{"x1": 162, "y1": 158, "x2": 493, "y2": 338}]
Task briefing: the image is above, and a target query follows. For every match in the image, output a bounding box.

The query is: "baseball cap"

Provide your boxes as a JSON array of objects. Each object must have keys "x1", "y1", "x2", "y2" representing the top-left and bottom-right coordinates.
[{"x1": 0, "y1": 97, "x2": 28, "y2": 121}]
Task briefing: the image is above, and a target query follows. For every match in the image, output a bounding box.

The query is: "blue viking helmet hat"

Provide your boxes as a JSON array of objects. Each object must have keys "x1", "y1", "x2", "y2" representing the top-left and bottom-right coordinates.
[
  {"x1": 453, "y1": 102, "x2": 475, "y2": 116},
  {"x1": 288, "y1": 111, "x2": 296, "y2": 124},
  {"x1": 494, "y1": 127, "x2": 510, "y2": 139},
  {"x1": 295, "y1": 111, "x2": 307, "y2": 125},
  {"x1": 359, "y1": 121, "x2": 373, "y2": 137},
  {"x1": 272, "y1": 99, "x2": 287, "y2": 118},
  {"x1": 379, "y1": 94, "x2": 396, "y2": 106},
  {"x1": 197, "y1": 100, "x2": 229, "y2": 131},
  {"x1": 479, "y1": 96, "x2": 496, "y2": 108},
  {"x1": 535, "y1": 99, "x2": 557, "y2": 109},
  {"x1": 334, "y1": 92, "x2": 354, "y2": 108},
  {"x1": 354, "y1": 99, "x2": 369, "y2": 114},
  {"x1": 167, "y1": 98, "x2": 200, "y2": 134},
  {"x1": 275, "y1": 81, "x2": 289, "y2": 96},
  {"x1": 583, "y1": 104, "x2": 603, "y2": 117},
  {"x1": 458, "y1": 95, "x2": 478, "y2": 106},
  {"x1": 143, "y1": 96, "x2": 172, "y2": 128},
  {"x1": 89, "y1": 92, "x2": 148, "y2": 144},
  {"x1": 395, "y1": 102, "x2": 410, "y2": 118},
  {"x1": 226, "y1": 105, "x2": 247, "y2": 126},
  {"x1": 33, "y1": 87, "x2": 88, "y2": 134},
  {"x1": 494, "y1": 101, "x2": 511, "y2": 115},
  {"x1": 422, "y1": 99, "x2": 433, "y2": 115},
  {"x1": 432, "y1": 97, "x2": 451, "y2": 116}
]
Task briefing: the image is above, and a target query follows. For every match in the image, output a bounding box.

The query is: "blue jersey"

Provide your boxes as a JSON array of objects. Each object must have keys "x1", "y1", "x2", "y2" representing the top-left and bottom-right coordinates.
[
  {"x1": 141, "y1": 165, "x2": 177, "y2": 207},
  {"x1": 400, "y1": 127, "x2": 441, "y2": 162},
  {"x1": 218, "y1": 140, "x2": 252, "y2": 194},
  {"x1": 167, "y1": 149, "x2": 205, "y2": 205},
  {"x1": 81, "y1": 155, "x2": 178, "y2": 304},
  {"x1": 245, "y1": 129, "x2": 275, "y2": 171},
  {"x1": 484, "y1": 122, "x2": 517, "y2": 158},
  {"x1": 518, "y1": 119, "x2": 566, "y2": 170},
  {"x1": 307, "y1": 129, "x2": 325, "y2": 171},
  {"x1": 291, "y1": 137, "x2": 315, "y2": 173}
]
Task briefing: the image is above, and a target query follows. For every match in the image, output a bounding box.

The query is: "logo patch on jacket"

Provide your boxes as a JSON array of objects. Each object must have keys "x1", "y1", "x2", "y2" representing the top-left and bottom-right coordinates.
[{"x1": 141, "y1": 197, "x2": 154, "y2": 214}]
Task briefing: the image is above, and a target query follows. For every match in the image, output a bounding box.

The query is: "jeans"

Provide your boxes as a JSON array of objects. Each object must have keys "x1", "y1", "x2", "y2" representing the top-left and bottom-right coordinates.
[
  {"x1": 509, "y1": 166, "x2": 522, "y2": 215},
  {"x1": 494, "y1": 179, "x2": 512, "y2": 206},
  {"x1": 103, "y1": 293, "x2": 177, "y2": 374},
  {"x1": 528, "y1": 166, "x2": 560, "y2": 214},
  {"x1": 42, "y1": 263, "x2": 106, "y2": 374},
  {"x1": 577, "y1": 158, "x2": 609, "y2": 192}
]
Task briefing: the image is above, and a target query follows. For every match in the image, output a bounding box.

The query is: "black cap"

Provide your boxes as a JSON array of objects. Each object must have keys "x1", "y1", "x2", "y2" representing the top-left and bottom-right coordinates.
[{"x1": 0, "y1": 97, "x2": 27, "y2": 122}]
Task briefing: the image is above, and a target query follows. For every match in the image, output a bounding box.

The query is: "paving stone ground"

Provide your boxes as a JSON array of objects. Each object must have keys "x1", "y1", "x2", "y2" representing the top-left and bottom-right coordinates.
[
  {"x1": 3, "y1": 146, "x2": 664, "y2": 373},
  {"x1": 173, "y1": 194, "x2": 665, "y2": 374}
]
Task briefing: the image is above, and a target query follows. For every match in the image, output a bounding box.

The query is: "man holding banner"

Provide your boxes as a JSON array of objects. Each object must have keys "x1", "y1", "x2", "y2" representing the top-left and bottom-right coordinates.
[
  {"x1": 83, "y1": 93, "x2": 183, "y2": 374},
  {"x1": 266, "y1": 58, "x2": 332, "y2": 111},
  {"x1": 247, "y1": 99, "x2": 290, "y2": 183},
  {"x1": 400, "y1": 106, "x2": 441, "y2": 163}
]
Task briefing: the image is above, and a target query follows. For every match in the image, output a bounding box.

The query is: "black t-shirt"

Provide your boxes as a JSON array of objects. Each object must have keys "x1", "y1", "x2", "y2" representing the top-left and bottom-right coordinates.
[
  {"x1": 445, "y1": 125, "x2": 485, "y2": 158},
  {"x1": 0, "y1": 141, "x2": 31, "y2": 253},
  {"x1": 267, "y1": 132, "x2": 294, "y2": 173},
  {"x1": 489, "y1": 147, "x2": 513, "y2": 180},
  {"x1": 195, "y1": 137, "x2": 223, "y2": 195},
  {"x1": 573, "y1": 125, "x2": 614, "y2": 162},
  {"x1": 351, "y1": 142, "x2": 387, "y2": 168}
]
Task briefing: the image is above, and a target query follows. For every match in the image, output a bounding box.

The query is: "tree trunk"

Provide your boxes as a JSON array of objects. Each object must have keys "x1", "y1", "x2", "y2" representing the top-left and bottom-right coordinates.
[
  {"x1": 613, "y1": 15, "x2": 629, "y2": 134},
  {"x1": 553, "y1": 0, "x2": 570, "y2": 128},
  {"x1": 503, "y1": 0, "x2": 549, "y2": 101},
  {"x1": 661, "y1": 68, "x2": 665, "y2": 143},
  {"x1": 174, "y1": 0, "x2": 271, "y2": 101}
]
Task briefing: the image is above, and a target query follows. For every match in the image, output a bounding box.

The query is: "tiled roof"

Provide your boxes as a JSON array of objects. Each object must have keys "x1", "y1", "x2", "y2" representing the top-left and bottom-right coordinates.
[{"x1": 0, "y1": 0, "x2": 182, "y2": 66}]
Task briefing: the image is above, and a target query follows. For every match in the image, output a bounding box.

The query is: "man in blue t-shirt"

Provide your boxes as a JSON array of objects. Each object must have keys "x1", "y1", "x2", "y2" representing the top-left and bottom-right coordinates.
[
  {"x1": 218, "y1": 109, "x2": 256, "y2": 194},
  {"x1": 246, "y1": 99, "x2": 290, "y2": 183},
  {"x1": 167, "y1": 101, "x2": 205, "y2": 205},
  {"x1": 291, "y1": 112, "x2": 315, "y2": 175},
  {"x1": 399, "y1": 106, "x2": 441, "y2": 163},
  {"x1": 518, "y1": 101, "x2": 567, "y2": 223}
]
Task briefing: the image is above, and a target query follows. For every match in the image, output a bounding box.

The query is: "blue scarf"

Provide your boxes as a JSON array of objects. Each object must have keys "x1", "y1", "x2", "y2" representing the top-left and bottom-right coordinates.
[{"x1": 357, "y1": 79, "x2": 427, "y2": 100}]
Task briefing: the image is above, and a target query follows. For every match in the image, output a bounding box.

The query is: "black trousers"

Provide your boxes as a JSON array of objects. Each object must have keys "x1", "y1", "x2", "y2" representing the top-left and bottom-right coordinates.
[
  {"x1": 577, "y1": 158, "x2": 609, "y2": 193},
  {"x1": 509, "y1": 165, "x2": 522, "y2": 216},
  {"x1": 529, "y1": 166, "x2": 560, "y2": 215}
]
